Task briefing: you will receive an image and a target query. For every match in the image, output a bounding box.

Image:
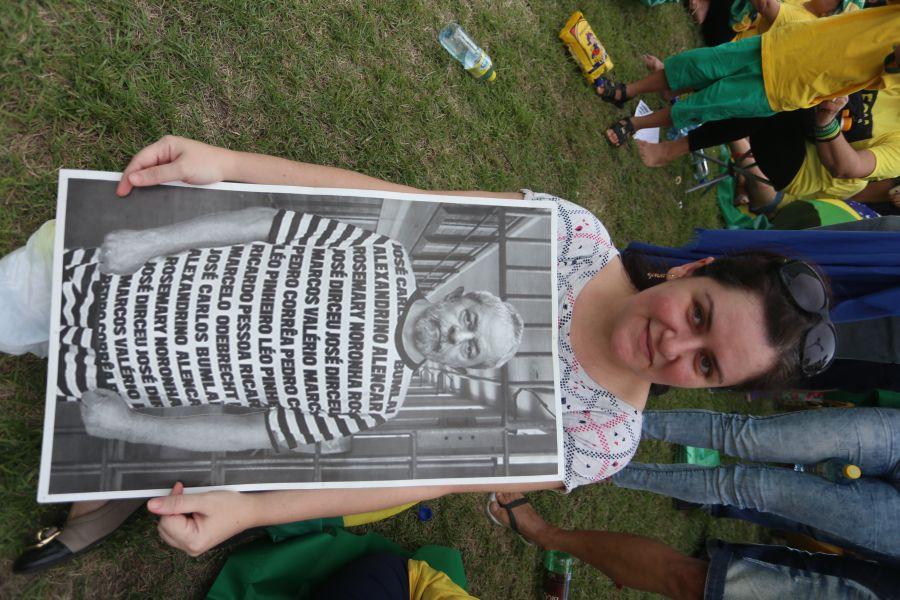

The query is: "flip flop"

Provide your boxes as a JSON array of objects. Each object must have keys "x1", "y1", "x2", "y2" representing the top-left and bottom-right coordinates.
[{"x1": 485, "y1": 492, "x2": 536, "y2": 546}]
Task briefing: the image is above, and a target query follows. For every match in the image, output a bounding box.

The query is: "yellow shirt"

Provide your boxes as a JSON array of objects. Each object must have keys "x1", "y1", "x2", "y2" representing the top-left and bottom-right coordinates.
[
  {"x1": 782, "y1": 89, "x2": 900, "y2": 200},
  {"x1": 408, "y1": 560, "x2": 477, "y2": 600},
  {"x1": 761, "y1": 4, "x2": 900, "y2": 112},
  {"x1": 733, "y1": 1, "x2": 828, "y2": 42}
]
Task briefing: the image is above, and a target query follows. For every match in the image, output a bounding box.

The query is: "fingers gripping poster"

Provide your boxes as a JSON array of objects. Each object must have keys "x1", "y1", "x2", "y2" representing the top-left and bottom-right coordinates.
[{"x1": 39, "y1": 172, "x2": 561, "y2": 501}]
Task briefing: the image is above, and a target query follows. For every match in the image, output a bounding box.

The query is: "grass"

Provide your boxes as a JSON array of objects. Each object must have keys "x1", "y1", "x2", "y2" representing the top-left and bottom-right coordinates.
[{"x1": 1, "y1": 1, "x2": 765, "y2": 597}]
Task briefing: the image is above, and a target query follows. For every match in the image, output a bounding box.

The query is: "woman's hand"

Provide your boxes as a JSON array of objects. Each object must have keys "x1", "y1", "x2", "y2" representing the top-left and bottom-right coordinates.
[
  {"x1": 148, "y1": 482, "x2": 260, "y2": 556},
  {"x1": 116, "y1": 136, "x2": 235, "y2": 197},
  {"x1": 814, "y1": 96, "x2": 849, "y2": 128}
]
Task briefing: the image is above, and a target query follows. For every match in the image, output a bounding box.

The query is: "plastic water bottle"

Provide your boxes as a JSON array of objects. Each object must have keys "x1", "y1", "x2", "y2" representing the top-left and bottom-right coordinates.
[
  {"x1": 541, "y1": 550, "x2": 574, "y2": 600},
  {"x1": 439, "y1": 23, "x2": 497, "y2": 82},
  {"x1": 691, "y1": 152, "x2": 709, "y2": 181},
  {"x1": 793, "y1": 458, "x2": 861, "y2": 485}
]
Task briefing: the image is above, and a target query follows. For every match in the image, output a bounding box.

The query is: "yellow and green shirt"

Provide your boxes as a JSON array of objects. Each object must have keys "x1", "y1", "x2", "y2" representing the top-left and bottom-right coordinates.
[{"x1": 783, "y1": 88, "x2": 900, "y2": 200}]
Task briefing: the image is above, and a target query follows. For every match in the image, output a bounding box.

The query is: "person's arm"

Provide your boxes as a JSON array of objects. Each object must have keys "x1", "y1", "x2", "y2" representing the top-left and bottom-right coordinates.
[
  {"x1": 98, "y1": 206, "x2": 276, "y2": 275},
  {"x1": 813, "y1": 97, "x2": 877, "y2": 179},
  {"x1": 117, "y1": 136, "x2": 523, "y2": 200},
  {"x1": 751, "y1": 0, "x2": 781, "y2": 22},
  {"x1": 79, "y1": 389, "x2": 273, "y2": 451},
  {"x1": 847, "y1": 178, "x2": 900, "y2": 204},
  {"x1": 149, "y1": 479, "x2": 561, "y2": 556},
  {"x1": 80, "y1": 389, "x2": 393, "y2": 451}
]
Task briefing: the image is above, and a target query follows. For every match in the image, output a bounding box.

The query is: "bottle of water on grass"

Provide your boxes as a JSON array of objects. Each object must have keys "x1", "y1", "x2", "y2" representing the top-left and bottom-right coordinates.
[{"x1": 439, "y1": 23, "x2": 497, "y2": 82}]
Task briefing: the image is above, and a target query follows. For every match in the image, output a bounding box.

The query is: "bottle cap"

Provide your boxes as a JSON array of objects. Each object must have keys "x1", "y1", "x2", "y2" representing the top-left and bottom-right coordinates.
[
  {"x1": 843, "y1": 464, "x2": 861, "y2": 479},
  {"x1": 543, "y1": 550, "x2": 574, "y2": 575}
]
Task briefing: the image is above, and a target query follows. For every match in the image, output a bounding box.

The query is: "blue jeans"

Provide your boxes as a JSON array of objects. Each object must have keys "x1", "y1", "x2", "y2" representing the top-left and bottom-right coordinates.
[
  {"x1": 612, "y1": 409, "x2": 900, "y2": 560},
  {"x1": 705, "y1": 505, "x2": 900, "y2": 567},
  {"x1": 705, "y1": 540, "x2": 900, "y2": 600}
]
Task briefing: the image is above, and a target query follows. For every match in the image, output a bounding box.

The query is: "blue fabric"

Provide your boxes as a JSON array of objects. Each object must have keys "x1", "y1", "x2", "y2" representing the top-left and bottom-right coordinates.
[
  {"x1": 705, "y1": 505, "x2": 900, "y2": 567},
  {"x1": 624, "y1": 227, "x2": 900, "y2": 323},
  {"x1": 612, "y1": 409, "x2": 900, "y2": 561},
  {"x1": 311, "y1": 552, "x2": 409, "y2": 600},
  {"x1": 704, "y1": 540, "x2": 900, "y2": 600}
]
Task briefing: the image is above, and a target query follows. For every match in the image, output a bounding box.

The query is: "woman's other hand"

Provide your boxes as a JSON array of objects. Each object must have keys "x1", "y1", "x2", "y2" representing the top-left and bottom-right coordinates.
[
  {"x1": 116, "y1": 136, "x2": 234, "y2": 197},
  {"x1": 889, "y1": 183, "x2": 900, "y2": 209},
  {"x1": 147, "y1": 482, "x2": 259, "y2": 556}
]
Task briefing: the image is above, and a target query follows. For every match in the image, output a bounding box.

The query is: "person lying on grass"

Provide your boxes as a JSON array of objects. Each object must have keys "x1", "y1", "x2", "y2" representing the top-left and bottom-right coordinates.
[
  {"x1": 77, "y1": 136, "x2": 834, "y2": 558},
  {"x1": 593, "y1": 2, "x2": 900, "y2": 148},
  {"x1": 2, "y1": 135, "x2": 834, "y2": 567}
]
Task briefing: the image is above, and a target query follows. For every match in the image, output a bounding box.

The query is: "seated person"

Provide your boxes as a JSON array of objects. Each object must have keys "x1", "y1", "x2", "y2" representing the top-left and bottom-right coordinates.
[
  {"x1": 613, "y1": 408, "x2": 900, "y2": 564},
  {"x1": 592, "y1": 2, "x2": 900, "y2": 147},
  {"x1": 636, "y1": 90, "x2": 900, "y2": 214},
  {"x1": 486, "y1": 491, "x2": 900, "y2": 599}
]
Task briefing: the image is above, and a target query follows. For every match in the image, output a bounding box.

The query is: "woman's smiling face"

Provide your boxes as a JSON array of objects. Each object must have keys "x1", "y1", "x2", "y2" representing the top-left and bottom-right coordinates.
[{"x1": 609, "y1": 275, "x2": 779, "y2": 389}]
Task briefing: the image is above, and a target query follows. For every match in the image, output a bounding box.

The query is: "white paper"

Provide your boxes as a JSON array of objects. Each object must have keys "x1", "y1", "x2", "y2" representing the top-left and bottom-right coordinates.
[{"x1": 633, "y1": 100, "x2": 660, "y2": 143}]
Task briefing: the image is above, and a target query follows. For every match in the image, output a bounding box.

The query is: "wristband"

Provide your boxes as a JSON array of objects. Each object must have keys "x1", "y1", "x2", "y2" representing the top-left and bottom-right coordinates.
[{"x1": 814, "y1": 118, "x2": 841, "y2": 142}]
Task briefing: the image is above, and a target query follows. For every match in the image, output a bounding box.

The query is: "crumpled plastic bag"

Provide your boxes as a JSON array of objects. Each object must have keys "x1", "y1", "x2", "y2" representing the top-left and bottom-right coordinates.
[{"x1": 0, "y1": 220, "x2": 55, "y2": 356}]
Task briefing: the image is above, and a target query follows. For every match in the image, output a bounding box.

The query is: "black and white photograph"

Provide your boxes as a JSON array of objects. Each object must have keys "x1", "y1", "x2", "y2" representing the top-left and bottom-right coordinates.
[{"x1": 38, "y1": 171, "x2": 561, "y2": 501}]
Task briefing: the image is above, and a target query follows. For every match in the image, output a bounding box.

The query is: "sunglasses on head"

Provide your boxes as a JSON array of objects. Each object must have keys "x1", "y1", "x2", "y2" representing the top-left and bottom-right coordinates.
[{"x1": 777, "y1": 260, "x2": 836, "y2": 378}]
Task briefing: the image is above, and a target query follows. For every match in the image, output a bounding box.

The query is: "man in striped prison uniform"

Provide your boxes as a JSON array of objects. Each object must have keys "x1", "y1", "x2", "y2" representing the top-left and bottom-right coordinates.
[{"x1": 59, "y1": 207, "x2": 524, "y2": 452}]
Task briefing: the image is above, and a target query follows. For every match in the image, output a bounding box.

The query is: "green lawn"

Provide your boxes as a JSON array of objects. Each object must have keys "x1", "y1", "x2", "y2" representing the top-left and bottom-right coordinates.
[{"x1": 1, "y1": 1, "x2": 766, "y2": 597}]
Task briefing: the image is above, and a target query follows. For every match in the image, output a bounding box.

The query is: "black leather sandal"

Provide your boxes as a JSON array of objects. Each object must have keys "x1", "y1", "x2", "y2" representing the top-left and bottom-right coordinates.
[
  {"x1": 606, "y1": 118, "x2": 636, "y2": 148},
  {"x1": 594, "y1": 77, "x2": 628, "y2": 108}
]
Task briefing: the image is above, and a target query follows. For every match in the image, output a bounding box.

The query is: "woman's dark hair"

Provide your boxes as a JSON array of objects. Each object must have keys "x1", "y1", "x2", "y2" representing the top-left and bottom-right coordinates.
[{"x1": 621, "y1": 249, "x2": 825, "y2": 392}]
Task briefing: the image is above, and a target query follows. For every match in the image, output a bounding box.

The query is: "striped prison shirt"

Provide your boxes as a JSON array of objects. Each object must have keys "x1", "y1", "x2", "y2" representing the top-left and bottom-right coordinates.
[{"x1": 57, "y1": 210, "x2": 419, "y2": 450}]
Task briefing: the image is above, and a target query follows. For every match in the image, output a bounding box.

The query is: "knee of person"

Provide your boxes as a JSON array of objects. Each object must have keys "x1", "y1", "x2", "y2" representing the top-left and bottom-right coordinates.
[
  {"x1": 667, "y1": 557, "x2": 708, "y2": 600},
  {"x1": 710, "y1": 464, "x2": 759, "y2": 508}
]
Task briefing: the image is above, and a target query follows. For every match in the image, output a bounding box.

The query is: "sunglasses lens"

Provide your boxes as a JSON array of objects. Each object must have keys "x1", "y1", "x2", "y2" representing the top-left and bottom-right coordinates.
[
  {"x1": 782, "y1": 263, "x2": 827, "y2": 313},
  {"x1": 802, "y1": 321, "x2": 836, "y2": 376}
]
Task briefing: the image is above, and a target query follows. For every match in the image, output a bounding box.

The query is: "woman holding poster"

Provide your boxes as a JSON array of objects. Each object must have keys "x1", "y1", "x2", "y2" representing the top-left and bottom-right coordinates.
[{"x1": 6, "y1": 136, "x2": 833, "y2": 574}]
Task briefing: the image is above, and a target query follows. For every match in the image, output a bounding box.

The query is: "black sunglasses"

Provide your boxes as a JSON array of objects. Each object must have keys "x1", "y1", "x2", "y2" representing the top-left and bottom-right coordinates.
[{"x1": 777, "y1": 261, "x2": 836, "y2": 378}]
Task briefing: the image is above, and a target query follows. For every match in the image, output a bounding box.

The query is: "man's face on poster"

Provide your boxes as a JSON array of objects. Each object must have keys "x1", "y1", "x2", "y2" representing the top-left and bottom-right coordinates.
[{"x1": 412, "y1": 289, "x2": 522, "y2": 369}]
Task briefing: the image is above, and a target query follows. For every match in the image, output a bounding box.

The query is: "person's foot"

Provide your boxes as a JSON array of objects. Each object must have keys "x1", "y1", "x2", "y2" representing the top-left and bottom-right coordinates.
[
  {"x1": 594, "y1": 78, "x2": 628, "y2": 107},
  {"x1": 637, "y1": 140, "x2": 682, "y2": 167},
  {"x1": 14, "y1": 499, "x2": 142, "y2": 575},
  {"x1": 488, "y1": 492, "x2": 557, "y2": 547},
  {"x1": 642, "y1": 54, "x2": 675, "y2": 102},
  {"x1": 642, "y1": 54, "x2": 664, "y2": 73},
  {"x1": 688, "y1": 0, "x2": 711, "y2": 23},
  {"x1": 606, "y1": 118, "x2": 635, "y2": 148}
]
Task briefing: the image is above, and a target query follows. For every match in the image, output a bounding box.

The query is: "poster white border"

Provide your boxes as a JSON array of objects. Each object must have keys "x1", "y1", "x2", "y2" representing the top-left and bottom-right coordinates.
[{"x1": 38, "y1": 170, "x2": 563, "y2": 502}]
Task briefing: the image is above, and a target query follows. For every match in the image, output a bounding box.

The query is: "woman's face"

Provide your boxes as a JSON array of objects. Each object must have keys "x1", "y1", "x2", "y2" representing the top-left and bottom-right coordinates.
[{"x1": 610, "y1": 275, "x2": 778, "y2": 389}]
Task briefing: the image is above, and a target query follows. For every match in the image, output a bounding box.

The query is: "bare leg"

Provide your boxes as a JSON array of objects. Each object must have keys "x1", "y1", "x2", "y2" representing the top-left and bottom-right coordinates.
[
  {"x1": 489, "y1": 493, "x2": 707, "y2": 600},
  {"x1": 642, "y1": 54, "x2": 675, "y2": 102},
  {"x1": 621, "y1": 69, "x2": 669, "y2": 98},
  {"x1": 637, "y1": 138, "x2": 690, "y2": 168},
  {"x1": 69, "y1": 501, "x2": 107, "y2": 520},
  {"x1": 729, "y1": 138, "x2": 778, "y2": 211},
  {"x1": 632, "y1": 108, "x2": 673, "y2": 131},
  {"x1": 597, "y1": 69, "x2": 677, "y2": 104}
]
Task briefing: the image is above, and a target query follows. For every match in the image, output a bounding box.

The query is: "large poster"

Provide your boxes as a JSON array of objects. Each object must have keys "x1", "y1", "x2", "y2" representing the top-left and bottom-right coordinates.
[{"x1": 38, "y1": 171, "x2": 561, "y2": 501}]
